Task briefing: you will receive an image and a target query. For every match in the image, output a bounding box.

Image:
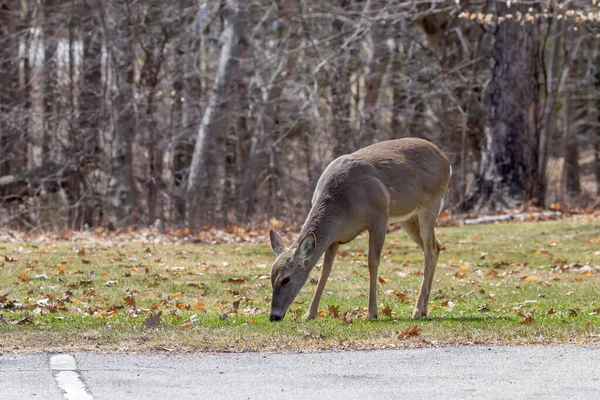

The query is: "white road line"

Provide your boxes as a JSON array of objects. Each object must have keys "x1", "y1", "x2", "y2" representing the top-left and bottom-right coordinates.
[{"x1": 50, "y1": 354, "x2": 94, "y2": 400}]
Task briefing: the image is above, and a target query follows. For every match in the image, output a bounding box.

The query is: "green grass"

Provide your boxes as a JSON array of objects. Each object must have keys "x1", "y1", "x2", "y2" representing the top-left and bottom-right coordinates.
[{"x1": 0, "y1": 219, "x2": 599, "y2": 353}]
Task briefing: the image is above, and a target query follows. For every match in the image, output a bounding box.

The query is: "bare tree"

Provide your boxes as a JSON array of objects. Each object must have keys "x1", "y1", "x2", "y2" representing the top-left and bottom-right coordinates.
[
  {"x1": 187, "y1": 1, "x2": 249, "y2": 226},
  {"x1": 463, "y1": 2, "x2": 541, "y2": 211},
  {"x1": 0, "y1": 0, "x2": 27, "y2": 175}
]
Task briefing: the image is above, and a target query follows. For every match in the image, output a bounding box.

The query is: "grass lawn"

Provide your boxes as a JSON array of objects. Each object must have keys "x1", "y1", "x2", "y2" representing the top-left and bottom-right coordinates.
[{"x1": 1, "y1": 218, "x2": 599, "y2": 353}]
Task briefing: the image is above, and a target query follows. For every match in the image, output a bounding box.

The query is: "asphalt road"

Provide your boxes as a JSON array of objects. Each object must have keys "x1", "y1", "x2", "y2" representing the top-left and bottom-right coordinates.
[{"x1": 1, "y1": 346, "x2": 599, "y2": 399}]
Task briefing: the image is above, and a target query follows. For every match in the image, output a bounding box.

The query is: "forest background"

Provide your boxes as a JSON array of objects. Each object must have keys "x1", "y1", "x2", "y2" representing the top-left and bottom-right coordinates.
[{"x1": 1, "y1": 0, "x2": 599, "y2": 231}]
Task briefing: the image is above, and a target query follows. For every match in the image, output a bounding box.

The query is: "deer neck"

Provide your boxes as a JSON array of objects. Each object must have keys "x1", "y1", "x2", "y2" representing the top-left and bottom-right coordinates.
[{"x1": 296, "y1": 202, "x2": 339, "y2": 267}]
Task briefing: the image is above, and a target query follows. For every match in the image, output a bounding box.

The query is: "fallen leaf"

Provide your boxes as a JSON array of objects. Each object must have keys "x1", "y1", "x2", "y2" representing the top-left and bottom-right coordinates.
[
  {"x1": 123, "y1": 295, "x2": 136, "y2": 307},
  {"x1": 19, "y1": 272, "x2": 30, "y2": 282},
  {"x1": 179, "y1": 322, "x2": 192, "y2": 329},
  {"x1": 567, "y1": 308, "x2": 579, "y2": 317},
  {"x1": 523, "y1": 276, "x2": 540, "y2": 283},
  {"x1": 378, "y1": 277, "x2": 392, "y2": 284},
  {"x1": 228, "y1": 277, "x2": 248, "y2": 284},
  {"x1": 385, "y1": 289, "x2": 410, "y2": 303},
  {"x1": 327, "y1": 304, "x2": 341, "y2": 318},
  {"x1": 381, "y1": 304, "x2": 393, "y2": 317},
  {"x1": 170, "y1": 292, "x2": 183, "y2": 298},
  {"x1": 397, "y1": 325, "x2": 420, "y2": 339},
  {"x1": 547, "y1": 308, "x2": 557, "y2": 315},
  {"x1": 145, "y1": 311, "x2": 162, "y2": 328},
  {"x1": 520, "y1": 313, "x2": 534, "y2": 324}
]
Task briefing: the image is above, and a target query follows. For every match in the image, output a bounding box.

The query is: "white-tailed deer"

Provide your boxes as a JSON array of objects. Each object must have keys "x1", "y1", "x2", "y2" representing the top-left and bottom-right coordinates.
[{"x1": 268, "y1": 138, "x2": 451, "y2": 322}]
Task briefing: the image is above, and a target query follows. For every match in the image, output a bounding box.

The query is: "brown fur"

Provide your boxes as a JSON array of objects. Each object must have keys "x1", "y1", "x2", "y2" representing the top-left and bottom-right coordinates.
[{"x1": 269, "y1": 138, "x2": 451, "y2": 321}]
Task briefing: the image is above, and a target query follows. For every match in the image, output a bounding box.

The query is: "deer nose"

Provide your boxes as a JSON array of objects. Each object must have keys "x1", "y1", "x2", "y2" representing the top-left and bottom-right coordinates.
[{"x1": 269, "y1": 313, "x2": 283, "y2": 322}]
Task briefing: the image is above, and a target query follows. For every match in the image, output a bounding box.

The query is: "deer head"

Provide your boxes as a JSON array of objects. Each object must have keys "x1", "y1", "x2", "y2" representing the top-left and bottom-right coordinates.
[{"x1": 268, "y1": 230, "x2": 316, "y2": 321}]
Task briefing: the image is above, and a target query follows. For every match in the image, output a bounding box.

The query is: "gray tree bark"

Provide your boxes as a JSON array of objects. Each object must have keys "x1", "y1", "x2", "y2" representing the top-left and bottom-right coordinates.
[
  {"x1": 186, "y1": 1, "x2": 248, "y2": 226},
  {"x1": 80, "y1": 0, "x2": 102, "y2": 156},
  {"x1": 237, "y1": 0, "x2": 300, "y2": 221},
  {"x1": 463, "y1": 2, "x2": 541, "y2": 211},
  {"x1": 43, "y1": 0, "x2": 58, "y2": 163},
  {"x1": 330, "y1": 0, "x2": 354, "y2": 158},
  {"x1": 362, "y1": 15, "x2": 389, "y2": 147},
  {"x1": 0, "y1": 0, "x2": 26, "y2": 175},
  {"x1": 103, "y1": 4, "x2": 138, "y2": 227}
]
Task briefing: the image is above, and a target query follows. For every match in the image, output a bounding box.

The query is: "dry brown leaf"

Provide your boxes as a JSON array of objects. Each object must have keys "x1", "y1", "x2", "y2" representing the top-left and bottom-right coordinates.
[
  {"x1": 19, "y1": 272, "x2": 30, "y2": 282},
  {"x1": 520, "y1": 314, "x2": 534, "y2": 324},
  {"x1": 145, "y1": 311, "x2": 162, "y2": 328},
  {"x1": 228, "y1": 277, "x2": 248, "y2": 284},
  {"x1": 179, "y1": 322, "x2": 192, "y2": 329},
  {"x1": 523, "y1": 276, "x2": 540, "y2": 283},
  {"x1": 170, "y1": 292, "x2": 183, "y2": 298},
  {"x1": 378, "y1": 277, "x2": 392, "y2": 284},
  {"x1": 327, "y1": 304, "x2": 341, "y2": 318},
  {"x1": 123, "y1": 295, "x2": 136, "y2": 307},
  {"x1": 381, "y1": 304, "x2": 393, "y2": 317},
  {"x1": 568, "y1": 308, "x2": 579, "y2": 317},
  {"x1": 397, "y1": 325, "x2": 421, "y2": 340}
]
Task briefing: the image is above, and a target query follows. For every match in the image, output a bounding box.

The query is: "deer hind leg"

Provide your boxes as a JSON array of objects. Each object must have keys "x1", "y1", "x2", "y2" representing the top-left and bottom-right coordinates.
[
  {"x1": 366, "y1": 219, "x2": 388, "y2": 320},
  {"x1": 304, "y1": 242, "x2": 339, "y2": 320},
  {"x1": 413, "y1": 203, "x2": 442, "y2": 319}
]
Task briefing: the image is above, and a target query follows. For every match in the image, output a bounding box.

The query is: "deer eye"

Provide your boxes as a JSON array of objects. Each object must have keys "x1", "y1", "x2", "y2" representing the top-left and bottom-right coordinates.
[{"x1": 281, "y1": 277, "x2": 290, "y2": 287}]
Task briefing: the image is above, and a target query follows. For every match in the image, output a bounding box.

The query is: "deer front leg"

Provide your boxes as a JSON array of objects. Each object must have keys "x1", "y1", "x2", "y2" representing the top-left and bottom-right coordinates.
[
  {"x1": 367, "y1": 221, "x2": 387, "y2": 320},
  {"x1": 303, "y1": 242, "x2": 339, "y2": 320}
]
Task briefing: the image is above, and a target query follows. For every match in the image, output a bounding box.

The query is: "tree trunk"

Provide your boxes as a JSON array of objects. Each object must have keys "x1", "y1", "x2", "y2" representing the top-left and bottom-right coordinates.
[
  {"x1": 43, "y1": 0, "x2": 58, "y2": 163},
  {"x1": 237, "y1": 0, "x2": 300, "y2": 221},
  {"x1": 390, "y1": 27, "x2": 408, "y2": 138},
  {"x1": 463, "y1": 2, "x2": 541, "y2": 211},
  {"x1": 330, "y1": 0, "x2": 353, "y2": 158},
  {"x1": 103, "y1": 5, "x2": 138, "y2": 228},
  {"x1": 361, "y1": 16, "x2": 389, "y2": 147},
  {"x1": 562, "y1": 91, "x2": 580, "y2": 202},
  {"x1": 173, "y1": 35, "x2": 201, "y2": 225},
  {"x1": 594, "y1": 48, "x2": 600, "y2": 197},
  {"x1": 186, "y1": 1, "x2": 248, "y2": 226},
  {"x1": 0, "y1": 0, "x2": 26, "y2": 175},
  {"x1": 80, "y1": 0, "x2": 102, "y2": 156}
]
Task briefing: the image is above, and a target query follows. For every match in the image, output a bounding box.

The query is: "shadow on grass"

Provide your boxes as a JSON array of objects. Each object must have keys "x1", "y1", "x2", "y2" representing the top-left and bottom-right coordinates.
[{"x1": 367, "y1": 315, "x2": 518, "y2": 324}]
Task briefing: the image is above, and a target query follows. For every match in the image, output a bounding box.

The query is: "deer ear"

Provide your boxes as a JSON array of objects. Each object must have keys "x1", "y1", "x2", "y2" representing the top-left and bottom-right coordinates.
[
  {"x1": 298, "y1": 233, "x2": 316, "y2": 260},
  {"x1": 269, "y1": 230, "x2": 286, "y2": 256}
]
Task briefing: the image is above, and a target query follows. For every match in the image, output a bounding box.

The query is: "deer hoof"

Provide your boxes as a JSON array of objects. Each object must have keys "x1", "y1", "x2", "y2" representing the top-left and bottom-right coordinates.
[
  {"x1": 412, "y1": 308, "x2": 427, "y2": 319},
  {"x1": 365, "y1": 313, "x2": 378, "y2": 321},
  {"x1": 303, "y1": 312, "x2": 316, "y2": 321}
]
